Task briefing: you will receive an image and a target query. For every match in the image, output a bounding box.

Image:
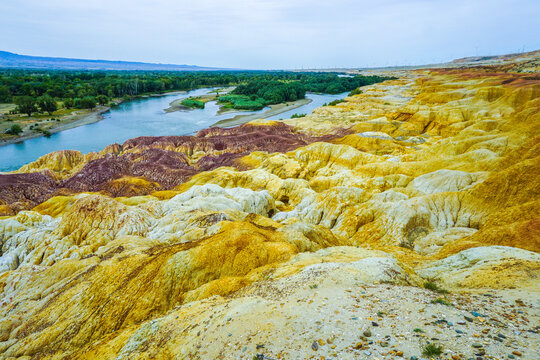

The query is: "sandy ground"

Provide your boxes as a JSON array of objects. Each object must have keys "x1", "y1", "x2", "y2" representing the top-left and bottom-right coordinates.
[
  {"x1": 0, "y1": 90, "x2": 190, "y2": 147},
  {"x1": 212, "y1": 98, "x2": 312, "y2": 128},
  {"x1": 190, "y1": 279, "x2": 540, "y2": 359},
  {"x1": 0, "y1": 106, "x2": 111, "y2": 146}
]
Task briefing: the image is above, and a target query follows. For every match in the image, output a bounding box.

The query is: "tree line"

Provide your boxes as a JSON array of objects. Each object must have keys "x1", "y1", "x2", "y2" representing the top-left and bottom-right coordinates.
[
  {"x1": 0, "y1": 69, "x2": 395, "y2": 114},
  {"x1": 223, "y1": 73, "x2": 394, "y2": 110}
]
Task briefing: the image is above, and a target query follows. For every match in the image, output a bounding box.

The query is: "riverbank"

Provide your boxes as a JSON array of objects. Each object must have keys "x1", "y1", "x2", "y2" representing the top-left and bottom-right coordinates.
[
  {"x1": 212, "y1": 98, "x2": 312, "y2": 128},
  {"x1": 0, "y1": 90, "x2": 192, "y2": 147},
  {"x1": 0, "y1": 106, "x2": 112, "y2": 147}
]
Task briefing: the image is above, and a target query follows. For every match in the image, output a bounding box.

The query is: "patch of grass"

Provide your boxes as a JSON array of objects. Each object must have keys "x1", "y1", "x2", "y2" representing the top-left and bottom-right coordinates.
[
  {"x1": 430, "y1": 297, "x2": 453, "y2": 306},
  {"x1": 181, "y1": 98, "x2": 205, "y2": 109},
  {"x1": 423, "y1": 281, "x2": 449, "y2": 294},
  {"x1": 422, "y1": 343, "x2": 443, "y2": 357},
  {"x1": 326, "y1": 99, "x2": 345, "y2": 106},
  {"x1": 217, "y1": 94, "x2": 265, "y2": 110},
  {"x1": 290, "y1": 113, "x2": 306, "y2": 118},
  {"x1": 348, "y1": 88, "x2": 363, "y2": 96}
]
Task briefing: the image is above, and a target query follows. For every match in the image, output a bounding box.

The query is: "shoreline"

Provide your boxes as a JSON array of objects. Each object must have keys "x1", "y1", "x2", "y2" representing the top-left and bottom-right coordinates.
[
  {"x1": 0, "y1": 106, "x2": 112, "y2": 147},
  {"x1": 0, "y1": 91, "x2": 315, "y2": 148},
  {"x1": 211, "y1": 98, "x2": 312, "y2": 128},
  {"x1": 0, "y1": 90, "x2": 189, "y2": 148}
]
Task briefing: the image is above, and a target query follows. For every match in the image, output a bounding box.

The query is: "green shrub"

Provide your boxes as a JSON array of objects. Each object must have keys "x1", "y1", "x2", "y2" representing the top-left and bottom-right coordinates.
[
  {"x1": 181, "y1": 98, "x2": 205, "y2": 109},
  {"x1": 348, "y1": 88, "x2": 363, "y2": 96},
  {"x1": 5, "y1": 123, "x2": 23, "y2": 135},
  {"x1": 326, "y1": 99, "x2": 345, "y2": 106},
  {"x1": 430, "y1": 297, "x2": 453, "y2": 306},
  {"x1": 423, "y1": 281, "x2": 449, "y2": 294},
  {"x1": 290, "y1": 113, "x2": 306, "y2": 118},
  {"x1": 422, "y1": 343, "x2": 443, "y2": 357}
]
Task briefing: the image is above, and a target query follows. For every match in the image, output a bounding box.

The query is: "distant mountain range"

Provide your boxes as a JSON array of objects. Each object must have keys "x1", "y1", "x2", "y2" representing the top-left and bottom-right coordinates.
[{"x1": 0, "y1": 51, "x2": 230, "y2": 71}]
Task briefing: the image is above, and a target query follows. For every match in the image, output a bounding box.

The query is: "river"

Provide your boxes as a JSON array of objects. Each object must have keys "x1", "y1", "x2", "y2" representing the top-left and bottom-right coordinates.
[{"x1": 0, "y1": 89, "x2": 347, "y2": 172}]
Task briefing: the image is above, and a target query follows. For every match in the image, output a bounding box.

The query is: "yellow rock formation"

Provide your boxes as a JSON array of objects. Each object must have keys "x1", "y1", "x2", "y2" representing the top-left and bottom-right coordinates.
[{"x1": 1, "y1": 59, "x2": 539, "y2": 359}]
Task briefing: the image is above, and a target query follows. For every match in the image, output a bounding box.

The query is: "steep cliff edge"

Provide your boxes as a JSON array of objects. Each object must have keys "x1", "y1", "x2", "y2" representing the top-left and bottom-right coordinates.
[{"x1": 0, "y1": 56, "x2": 539, "y2": 359}]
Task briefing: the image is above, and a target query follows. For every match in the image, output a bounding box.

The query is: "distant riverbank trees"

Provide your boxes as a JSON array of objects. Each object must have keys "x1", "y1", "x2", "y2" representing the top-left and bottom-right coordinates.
[
  {"x1": 0, "y1": 69, "x2": 395, "y2": 114},
  {"x1": 222, "y1": 73, "x2": 393, "y2": 110}
]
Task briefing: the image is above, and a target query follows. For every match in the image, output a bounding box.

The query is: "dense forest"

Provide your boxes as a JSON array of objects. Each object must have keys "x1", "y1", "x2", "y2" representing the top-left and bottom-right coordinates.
[
  {"x1": 223, "y1": 74, "x2": 391, "y2": 110},
  {"x1": 0, "y1": 70, "x2": 394, "y2": 113}
]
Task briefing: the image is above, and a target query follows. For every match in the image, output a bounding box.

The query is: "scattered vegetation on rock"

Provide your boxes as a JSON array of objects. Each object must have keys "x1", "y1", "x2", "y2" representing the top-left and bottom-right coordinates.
[{"x1": 0, "y1": 51, "x2": 538, "y2": 359}]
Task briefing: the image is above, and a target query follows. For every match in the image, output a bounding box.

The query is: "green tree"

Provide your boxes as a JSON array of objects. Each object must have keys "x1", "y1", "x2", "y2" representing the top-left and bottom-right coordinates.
[
  {"x1": 96, "y1": 95, "x2": 109, "y2": 106},
  {"x1": 74, "y1": 96, "x2": 97, "y2": 109},
  {"x1": 0, "y1": 85, "x2": 11, "y2": 103},
  {"x1": 63, "y1": 98, "x2": 74, "y2": 108},
  {"x1": 37, "y1": 94, "x2": 58, "y2": 115},
  {"x1": 15, "y1": 96, "x2": 37, "y2": 116}
]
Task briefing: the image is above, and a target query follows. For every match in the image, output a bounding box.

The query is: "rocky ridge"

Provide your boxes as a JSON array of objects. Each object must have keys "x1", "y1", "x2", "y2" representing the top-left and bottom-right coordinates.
[{"x1": 0, "y1": 54, "x2": 539, "y2": 359}]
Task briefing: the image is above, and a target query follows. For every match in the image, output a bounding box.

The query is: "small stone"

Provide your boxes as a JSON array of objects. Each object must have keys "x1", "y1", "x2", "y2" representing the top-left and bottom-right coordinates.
[
  {"x1": 465, "y1": 316, "x2": 474, "y2": 322},
  {"x1": 396, "y1": 350, "x2": 404, "y2": 356},
  {"x1": 508, "y1": 355, "x2": 515, "y2": 359},
  {"x1": 364, "y1": 350, "x2": 371, "y2": 356},
  {"x1": 456, "y1": 330, "x2": 464, "y2": 334},
  {"x1": 472, "y1": 343, "x2": 483, "y2": 348},
  {"x1": 512, "y1": 351, "x2": 522, "y2": 356},
  {"x1": 372, "y1": 321, "x2": 379, "y2": 327},
  {"x1": 410, "y1": 357, "x2": 418, "y2": 360},
  {"x1": 312, "y1": 341, "x2": 318, "y2": 351},
  {"x1": 380, "y1": 341, "x2": 389, "y2": 347},
  {"x1": 452, "y1": 356, "x2": 460, "y2": 360},
  {"x1": 363, "y1": 330, "x2": 372, "y2": 337}
]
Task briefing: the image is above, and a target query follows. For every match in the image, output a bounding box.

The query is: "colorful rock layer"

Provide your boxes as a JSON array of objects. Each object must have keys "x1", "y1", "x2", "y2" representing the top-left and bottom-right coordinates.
[{"x1": 0, "y1": 54, "x2": 539, "y2": 359}]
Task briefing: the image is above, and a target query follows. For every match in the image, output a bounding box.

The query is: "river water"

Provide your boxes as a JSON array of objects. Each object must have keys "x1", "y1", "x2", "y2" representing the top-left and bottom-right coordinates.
[{"x1": 0, "y1": 89, "x2": 347, "y2": 172}]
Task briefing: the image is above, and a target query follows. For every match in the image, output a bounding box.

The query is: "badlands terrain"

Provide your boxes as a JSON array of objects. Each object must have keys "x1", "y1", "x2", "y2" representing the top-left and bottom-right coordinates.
[{"x1": 0, "y1": 52, "x2": 539, "y2": 359}]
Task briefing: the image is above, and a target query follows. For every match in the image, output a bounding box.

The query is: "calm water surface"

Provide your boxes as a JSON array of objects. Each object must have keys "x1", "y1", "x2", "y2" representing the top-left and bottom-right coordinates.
[
  {"x1": 267, "y1": 92, "x2": 348, "y2": 120},
  {"x1": 0, "y1": 89, "x2": 347, "y2": 172}
]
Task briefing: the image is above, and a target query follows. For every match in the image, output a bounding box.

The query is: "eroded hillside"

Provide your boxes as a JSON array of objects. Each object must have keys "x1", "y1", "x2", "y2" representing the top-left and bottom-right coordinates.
[{"x1": 0, "y1": 57, "x2": 539, "y2": 359}]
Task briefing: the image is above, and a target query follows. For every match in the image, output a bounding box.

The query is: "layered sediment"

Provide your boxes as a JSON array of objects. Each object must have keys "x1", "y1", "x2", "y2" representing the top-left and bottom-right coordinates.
[{"x1": 0, "y1": 53, "x2": 539, "y2": 359}]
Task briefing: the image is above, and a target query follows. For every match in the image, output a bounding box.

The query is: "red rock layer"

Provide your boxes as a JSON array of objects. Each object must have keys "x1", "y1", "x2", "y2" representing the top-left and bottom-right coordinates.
[{"x1": 0, "y1": 122, "x2": 350, "y2": 215}]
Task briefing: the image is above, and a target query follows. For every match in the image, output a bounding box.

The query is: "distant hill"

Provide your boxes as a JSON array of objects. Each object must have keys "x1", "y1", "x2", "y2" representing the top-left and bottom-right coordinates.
[{"x1": 0, "y1": 51, "x2": 230, "y2": 71}]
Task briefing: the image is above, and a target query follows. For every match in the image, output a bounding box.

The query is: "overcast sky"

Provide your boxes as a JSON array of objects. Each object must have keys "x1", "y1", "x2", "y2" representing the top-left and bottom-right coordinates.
[{"x1": 2, "y1": 0, "x2": 539, "y2": 69}]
